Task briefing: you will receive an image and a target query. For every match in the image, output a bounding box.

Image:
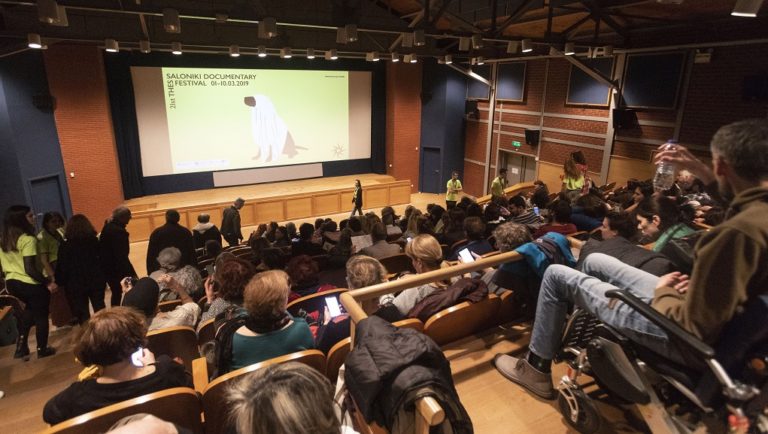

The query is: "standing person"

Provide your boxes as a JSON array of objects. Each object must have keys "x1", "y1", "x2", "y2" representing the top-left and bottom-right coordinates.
[
  {"x1": 350, "y1": 179, "x2": 363, "y2": 217},
  {"x1": 56, "y1": 214, "x2": 107, "y2": 324},
  {"x1": 571, "y1": 151, "x2": 592, "y2": 194},
  {"x1": 99, "y1": 206, "x2": 136, "y2": 308},
  {"x1": 0, "y1": 205, "x2": 57, "y2": 360},
  {"x1": 222, "y1": 198, "x2": 245, "y2": 247},
  {"x1": 37, "y1": 211, "x2": 65, "y2": 278},
  {"x1": 445, "y1": 171, "x2": 463, "y2": 209},
  {"x1": 491, "y1": 168, "x2": 508, "y2": 199},
  {"x1": 561, "y1": 155, "x2": 585, "y2": 203},
  {"x1": 145, "y1": 209, "x2": 197, "y2": 274}
]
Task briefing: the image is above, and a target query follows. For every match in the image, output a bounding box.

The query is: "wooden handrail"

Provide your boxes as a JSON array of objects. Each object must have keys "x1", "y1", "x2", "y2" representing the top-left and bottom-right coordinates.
[{"x1": 476, "y1": 181, "x2": 536, "y2": 205}]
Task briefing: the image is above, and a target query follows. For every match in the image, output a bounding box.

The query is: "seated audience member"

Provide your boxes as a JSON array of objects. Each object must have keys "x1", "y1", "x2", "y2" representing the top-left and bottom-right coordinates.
[
  {"x1": 379, "y1": 235, "x2": 450, "y2": 316},
  {"x1": 228, "y1": 362, "x2": 346, "y2": 434},
  {"x1": 261, "y1": 248, "x2": 288, "y2": 271},
  {"x1": 122, "y1": 276, "x2": 200, "y2": 331},
  {"x1": 397, "y1": 205, "x2": 415, "y2": 232},
  {"x1": 264, "y1": 222, "x2": 279, "y2": 243},
  {"x1": 247, "y1": 224, "x2": 268, "y2": 246},
  {"x1": 530, "y1": 180, "x2": 551, "y2": 210},
  {"x1": 285, "y1": 222, "x2": 298, "y2": 242},
  {"x1": 381, "y1": 206, "x2": 402, "y2": 237},
  {"x1": 416, "y1": 214, "x2": 436, "y2": 237},
  {"x1": 229, "y1": 271, "x2": 314, "y2": 371},
  {"x1": 272, "y1": 226, "x2": 292, "y2": 248},
  {"x1": 532, "y1": 200, "x2": 577, "y2": 239},
  {"x1": 360, "y1": 222, "x2": 402, "y2": 260},
  {"x1": 570, "y1": 194, "x2": 607, "y2": 232},
  {"x1": 200, "y1": 258, "x2": 257, "y2": 324},
  {"x1": 494, "y1": 119, "x2": 768, "y2": 400},
  {"x1": 249, "y1": 236, "x2": 272, "y2": 271},
  {"x1": 624, "y1": 180, "x2": 654, "y2": 214},
  {"x1": 146, "y1": 210, "x2": 197, "y2": 275},
  {"x1": 450, "y1": 217, "x2": 493, "y2": 260},
  {"x1": 291, "y1": 223, "x2": 324, "y2": 257},
  {"x1": 192, "y1": 213, "x2": 222, "y2": 250},
  {"x1": 508, "y1": 195, "x2": 542, "y2": 227},
  {"x1": 328, "y1": 228, "x2": 354, "y2": 269},
  {"x1": 465, "y1": 202, "x2": 483, "y2": 219},
  {"x1": 315, "y1": 255, "x2": 387, "y2": 354},
  {"x1": 481, "y1": 223, "x2": 533, "y2": 295},
  {"x1": 286, "y1": 255, "x2": 323, "y2": 298},
  {"x1": 43, "y1": 307, "x2": 192, "y2": 425},
  {"x1": 347, "y1": 217, "x2": 365, "y2": 237},
  {"x1": 106, "y1": 414, "x2": 186, "y2": 434},
  {"x1": 577, "y1": 211, "x2": 675, "y2": 276},
  {"x1": 311, "y1": 218, "x2": 326, "y2": 244},
  {"x1": 438, "y1": 208, "x2": 466, "y2": 248},
  {"x1": 202, "y1": 240, "x2": 223, "y2": 262},
  {"x1": 402, "y1": 209, "x2": 424, "y2": 240},
  {"x1": 636, "y1": 196, "x2": 695, "y2": 252},
  {"x1": 149, "y1": 247, "x2": 203, "y2": 302}
]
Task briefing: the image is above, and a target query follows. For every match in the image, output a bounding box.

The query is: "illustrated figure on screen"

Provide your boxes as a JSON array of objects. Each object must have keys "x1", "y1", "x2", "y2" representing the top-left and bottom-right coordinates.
[{"x1": 244, "y1": 95, "x2": 302, "y2": 163}]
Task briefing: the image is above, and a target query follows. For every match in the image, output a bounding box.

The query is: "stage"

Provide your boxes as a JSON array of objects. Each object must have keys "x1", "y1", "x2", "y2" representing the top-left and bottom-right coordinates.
[{"x1": 124, "y1": 174, "x2": 411, "y2": 242}]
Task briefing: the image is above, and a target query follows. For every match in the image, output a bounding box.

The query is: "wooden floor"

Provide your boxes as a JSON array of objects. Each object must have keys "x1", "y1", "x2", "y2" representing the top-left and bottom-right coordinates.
[{"x1": 0, "y1": 192, "x2": 648, "y2": 434}]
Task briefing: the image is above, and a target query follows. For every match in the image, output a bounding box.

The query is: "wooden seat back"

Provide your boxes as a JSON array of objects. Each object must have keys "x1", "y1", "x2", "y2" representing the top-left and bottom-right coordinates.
[
  {"x1": 201, "y1": 350, "x2": 326, "y2": 434},
  {"x1": 41, "y1": 387, "x2": 203, "y2": 434},
  {"x1": 378, "y1": 253, "x2": 415, "y2": 275},
  {"x1": 286, "y1": 288, "x2": 348, "y2": 317},
  {"x1": 157, "y1": 299, "x2": 182, "y2": 312},
  {"x1": 197, "y1": 318, "x2": 215, "y2": 346},
  {"x1": 146, "y1": 326, "x2": 200, "y2": 371},
  {"x1": 423, "y1": 294, "x2": 501, "y2": 346}
]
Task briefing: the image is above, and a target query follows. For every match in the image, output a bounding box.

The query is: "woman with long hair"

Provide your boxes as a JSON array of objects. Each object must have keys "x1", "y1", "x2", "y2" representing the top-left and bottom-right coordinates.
[
  {"x1": 56, "y1": 214, "x2": 106, "y2": 324},
  {"x1": 561, "y1": 156, "x2": 585, "y2": 203},
  {"x1": 636, "y1": 196, "x2": 695, "y2": 252},
  {"x1": 37, "y1": 211, "x2": 65, "y2": 278},
  {"x1": 0, "y1": 205, "x2": 57, "y2": 359},
  {"x1": 350, "y1": 179, "x2": 363, "y2": 217}
]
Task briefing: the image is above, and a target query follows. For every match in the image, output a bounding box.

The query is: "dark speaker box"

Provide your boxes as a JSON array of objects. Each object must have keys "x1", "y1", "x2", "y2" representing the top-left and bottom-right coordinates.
[
  {"x1": 613, "y1": 108, "x2": 638, "y2": 130},
  {"x1": 465, "y1": 100, "x2": 479, "y2": 119},
  {"x1": 32, "y1": 93, "x2": 55, "y2": 112},
  {"x1": 524, "y1": 129, "x2": 540, "y2": 145}
]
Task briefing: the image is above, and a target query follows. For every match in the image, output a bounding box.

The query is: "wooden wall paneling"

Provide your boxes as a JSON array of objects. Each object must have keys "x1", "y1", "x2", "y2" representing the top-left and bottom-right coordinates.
[
  {"x1": 313, "y1": 193, "x2": 342, "y2": 215},
  {"x1": 254, "y1": 201, "x2": 284, "y2": 223},
  {"x1": 606, "y1": 155, "x2": 655, "y2": 188},
  {"x1": 130, "y1": 215, "x2": 153, "y2": 241},
  {"x1": 239, "y1": 204, "x2": 256, "y2": 227},
  {"x1": 285, "y1": 197, "x2": 313, "y2": 220},
  {"x1": 366, "y1": 187, "x2": 389, "y2": 208},
  {"x1": 390, "y1": 185, "x2": 412, "y2": 204}
]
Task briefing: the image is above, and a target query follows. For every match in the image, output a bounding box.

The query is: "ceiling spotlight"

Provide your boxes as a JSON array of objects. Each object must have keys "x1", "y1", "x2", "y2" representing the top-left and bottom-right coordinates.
[
  {"x1": 366, "y1": 51, "x2": 380, "y2": 62},
  {"x1": 410, "y1": 54, "x2": 418, "y2": 63},
  {"x1": 506, "y1": 41, "x2": 519, "y2": 54},
  {"x1": 215, "y1": 13, "x2": 228, "y2": 24},
  {"x1": 564, "y1": 42, "x2": 575, "y2": 55},
  {"x1": 38, "y1": 0, "x2": 67, "y2": 26},
  {"x1": 476, "y1": 56, "x2": 484, "y2": 65},
  {"x1": 731, "y1": 0, "x2": 763, "y2": 17},
  {"x1": 306, "y1": 48, "x2": 315, "y2": 59},
  {"x1": 404, "y1": 54, "x2": 417, "y2": 63},
  {"x1": 444, "y1": 54, "x2": 453, "y2": 64},
  {"x1": 139, "y1": 40, "x2": 151, "y2": 53},
  {"x1": 325, "y1": 49, "x2": 338, "y2": 60},
  {"x1": 258, "y1": 17, "x2": 277, "y2": 39},
  {"x1": 549, "y1": 46, "x2": 559, "y2": 56},
  {"x1": 391, "y1": 52, "x2": 400, "y2": 62},
  {"x1": 401, "y1": 32, "x2": 414, "y2": 48},
  {"x1": 281, "y1": 47, "x2": 292, "y2": 58},
  {"x1": 229, "y1": 44, "x2": 240, "y2": 57},
  {"x1": 413, "y1": 29, "x2": 426, "y2": 47},
  {"x1": 603, "y1": 45, "x2": 614, "y2": 57},
  {"x1": 345, "y1": 24, "x2": 358, "y2": 42},
  {"x1": 459, "y1": 37, "x2": 471, "y2": 51},
  {"x1": 163, "y1": 8, "x2": 181, "y2": 33},
  {"x1": 521, "y1": 39, "x2": 533, "y2": 53},
  {"x1": 105, "y1": 38, "x2": 119, "y2": 53},
  {"x1": 27, "y1": 33, "x2": 43, "y2": 49},
  {"x1": 471, "y1": 33, "x2": 483, "y2": 49},
  {"x1": 171, "y1": 42, "x2": 182, "y2": 55},
  {"x1": 257, "y1": 45, "x2": 267, "y2": 57}
]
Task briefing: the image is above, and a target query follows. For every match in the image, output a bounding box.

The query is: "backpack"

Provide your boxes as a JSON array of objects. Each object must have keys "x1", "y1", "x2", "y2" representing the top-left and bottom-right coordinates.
[
  {"x1": 407, "y1": 278, "x2": 488, "y2": 323},
  {"x1": 202, "y1": 305, "x2": 248, "y2": 379}
]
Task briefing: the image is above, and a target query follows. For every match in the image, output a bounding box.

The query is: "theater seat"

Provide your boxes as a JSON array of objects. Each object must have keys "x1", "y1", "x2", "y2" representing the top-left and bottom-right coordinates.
[
  {"x1": 286, "y1": 288, "x2": 348, "y2": 317},
  {"x1": 196, "y1": 318, "x2": 215, "y2": 347},
  {"x1": 379, "y1": 253, "x2": 415, "y2": 275},
  {"x1": 200, "y1": 349, "x2": 326, "y2": 434},
  {"x1": 157, "y1": 300, "x2": 182, "y2": 312},
  {"x1": 41, "y1": 387, "x2": 203, "y2": 434},
  {"x1": 146, "y1": 326, "x2": 200, "y2": 371},
  {"x1": 423, "y1": 294, "x2": 501, "y2": 346}
]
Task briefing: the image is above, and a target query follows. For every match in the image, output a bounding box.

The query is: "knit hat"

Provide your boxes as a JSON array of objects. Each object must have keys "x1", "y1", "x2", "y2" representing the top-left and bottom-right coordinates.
[{"x1": 122, "y1": 277, "x2": 159, "y2": 318}]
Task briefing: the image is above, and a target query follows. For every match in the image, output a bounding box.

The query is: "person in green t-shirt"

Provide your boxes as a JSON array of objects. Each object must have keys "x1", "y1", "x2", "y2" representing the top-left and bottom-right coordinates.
[
  {"x1": 0, "y1": 205, "x2": 57, "y2": 360},
  {"x1": 37, "y1": 211, "x2": 65, "y2": 279},
  {"x1": 491, "y1": 168, "x2": 508, "y2": 198},
  {"x1": 445, "y1": 171, "x2": 463, "y2": 209}
]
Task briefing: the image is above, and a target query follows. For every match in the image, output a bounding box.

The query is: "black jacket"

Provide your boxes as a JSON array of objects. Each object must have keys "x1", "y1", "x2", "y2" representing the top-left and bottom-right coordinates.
[
  {"x1": 345, "y1": 316, "x2": 473, "y2": 433},
  {"x1": 352, "y1": 186, "x2": 363, "y2": 207},
  {"x1": 221, "y1": 206, "x2": 242, "y2": 242},
  {"x1": 99, "y1": 220, "x2": 136, "y2": 279},
  {"x1": 146, "y1": 223, "x2": 198, "y2": 274},
  {"x1": 577, "y1": 237, "x2": 675, "y2": 276},
  {"x1": 192, "y1": 223, "x2": 222, "y2": 250},
  {"x1": 56, "y1": 236, "x2": 105, "y2": 290}
]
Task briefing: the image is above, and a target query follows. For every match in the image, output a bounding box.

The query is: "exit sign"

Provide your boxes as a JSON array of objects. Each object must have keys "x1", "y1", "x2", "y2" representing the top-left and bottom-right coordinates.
[{"x1": 512, "y1": 140, "x2": 521, "y2": 147}]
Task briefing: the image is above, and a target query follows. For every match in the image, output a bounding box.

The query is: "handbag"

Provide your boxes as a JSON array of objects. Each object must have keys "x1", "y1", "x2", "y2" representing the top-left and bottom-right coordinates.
[
  {"x1": 660, "y1": 231, "x2": 705, "y2": 275},
  {"x1": 49, "y1": 289, "x2": 75, "y2": 327}
]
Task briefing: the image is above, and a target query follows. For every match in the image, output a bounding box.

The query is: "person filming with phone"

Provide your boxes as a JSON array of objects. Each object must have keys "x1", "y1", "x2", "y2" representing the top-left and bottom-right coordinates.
[{"x1": 43, "y1": 307, "x2": 192, "y2": 425}]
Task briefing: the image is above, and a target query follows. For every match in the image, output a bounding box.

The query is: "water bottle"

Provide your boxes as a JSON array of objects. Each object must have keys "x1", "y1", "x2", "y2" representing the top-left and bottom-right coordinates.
[{"x1": 653, "y1": 139, "x2": 678, "y2": 192}]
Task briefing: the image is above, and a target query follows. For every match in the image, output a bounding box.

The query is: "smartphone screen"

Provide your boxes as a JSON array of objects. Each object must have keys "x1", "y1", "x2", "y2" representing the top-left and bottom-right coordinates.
[
  {"x1": 407, "y1": 237, "x2": 413, "y2": 243},
  {"x1": 130, "y1": 347, "x2": 144, "y2": 367},
  {"x1": 458, "y1": 248, "x2": 475, "y2": 263},
  {"x1": 325, "y1": 297, "x2": 342, "y2": 318}
]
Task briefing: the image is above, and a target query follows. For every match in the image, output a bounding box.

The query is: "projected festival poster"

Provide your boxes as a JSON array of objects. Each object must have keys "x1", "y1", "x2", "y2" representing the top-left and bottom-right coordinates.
[{"x1": 160, "y1": 67, "x2": 350, "y2": 174}]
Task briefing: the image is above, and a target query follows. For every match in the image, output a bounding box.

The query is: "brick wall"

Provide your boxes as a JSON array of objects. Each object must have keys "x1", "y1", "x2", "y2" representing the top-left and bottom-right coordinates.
[
  {"x1": 386, "y1": 62, "x2": 423, "y2": 193},
  {"x1": 44, "y1": 44, "x2": 124, "y2": 225}
]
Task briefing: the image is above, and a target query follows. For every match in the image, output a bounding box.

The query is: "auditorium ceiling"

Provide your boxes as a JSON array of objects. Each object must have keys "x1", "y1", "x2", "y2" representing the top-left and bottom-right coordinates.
[{"x1": 0, "y1": 1, "x2": 765, "y2": 59}]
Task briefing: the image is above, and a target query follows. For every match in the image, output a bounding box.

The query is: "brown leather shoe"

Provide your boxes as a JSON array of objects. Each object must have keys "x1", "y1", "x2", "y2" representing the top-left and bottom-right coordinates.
[{"x1": 493, "y1": 354, "x2": 555, "y2": 400}]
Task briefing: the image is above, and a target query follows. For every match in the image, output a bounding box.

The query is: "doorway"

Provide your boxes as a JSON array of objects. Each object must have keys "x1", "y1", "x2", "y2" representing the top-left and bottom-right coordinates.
[
  {"x1": 498, "y1": 150, "x2": 537, "y2": 185},
  {"x1": 29, "y1": 174, "x2": 68, "y2": 230},
  {"x1": 420, "y1": 147, "x2": 442, "y2": 193}
]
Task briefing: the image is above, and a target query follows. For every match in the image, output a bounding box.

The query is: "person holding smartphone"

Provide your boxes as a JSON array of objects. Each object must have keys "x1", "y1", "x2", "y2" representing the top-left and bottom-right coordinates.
[{"x1": 43, "y1": 307, "x2": 192, "y2": 425}]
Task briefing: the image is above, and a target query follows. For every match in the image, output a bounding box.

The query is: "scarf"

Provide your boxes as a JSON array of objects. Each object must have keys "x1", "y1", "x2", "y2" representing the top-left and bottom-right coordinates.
[{"x1": 244, "y1": 311, "x2": 291, "y2": 334}]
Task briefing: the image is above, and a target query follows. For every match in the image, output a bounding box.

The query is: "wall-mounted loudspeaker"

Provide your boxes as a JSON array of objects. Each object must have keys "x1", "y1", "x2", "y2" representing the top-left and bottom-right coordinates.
[
  {"x1": 524, "y1": 129, "x2": 540, "y2": 145},
  {"x1": 465, "y1": 100, "x2": 479, "y2": 119},
  {"x1": 32, "y1": 93, "x2": 55, "y2": 112},
  {"x1": 612, "y1": 108, "x2": 638, "y2": 130}
]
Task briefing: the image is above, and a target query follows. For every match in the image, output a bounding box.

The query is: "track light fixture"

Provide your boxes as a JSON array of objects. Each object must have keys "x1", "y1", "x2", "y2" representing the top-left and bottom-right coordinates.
[
  {"x1": 105, "y1": 38, "x2": 119, "y2": 53},
  {"x1": 391, "y1": 52, "x2": 399, "y2": 62},
  {"x1": 306, "y1": 48, "x2": 315, "y2": 59},
  {"x1": 603, "y1": 45, "x2": 614, "y2": 57},
  {"x1": 280, "y1": 47, "x2": 292, "y2": 58},
  {"x1": 325, "y1": 49, "x2": 338, "y2": 60},
  {"x1": 413, "y1": 29, "x2": 426, "y2": 47},
  {"x1": 337, "y1": 24, "x2": 358, "y2": 44},
  {"x1": 257, "y1": 45, "x2": 267, "y2": 57},
  {"x1": 366, "y1": 51, "x2": 380, "y2": 62},
  {"x1": 27, "y1": 33, "x2": 44, "y2": 49},
  {"x1": 459, "y1": 37, "x2": 471, "y2": 51},
  {"x1": 258, "y1": 17, "x2": 277, "y2": 39},
  {"x1": 229, "y1": 45, "x2": 240, "y2": 57},
  {"x1": 732, "y1": 0, "x2": 763, "y2": 17},
  {"x1": 564, "y1": 42, "x2": 575, "y2": 55},
  {"x1": 171, "y1": 42, "x2": 182, "y2": 55},
  {"x1": 163, "y1": 9, "x2": 181, "y2": 33},
  {"x1": 401, "y1": 32, "x2": 414, "y2": 48},
  {"x1": 38, "y1": 0, "x2": 67, "y2": 26},
  {"x1": 506, "y1": 41, "x2": 519, "y2": 54},
  {"x1": 471, "y1": 34, "x2": 483, "y2": 49},
  {"x1": 444, "y1": 55, "x2": 452, "y2": 64},
  {"x1": 521, "y1": 39, "x2": 533, "y2": 53},
  {"x1": 475, "y1": 56, "x2": 484, "y2": 65},
  {"x1": 140, "y1": 40, "x2": 151, "y2": 53}
]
